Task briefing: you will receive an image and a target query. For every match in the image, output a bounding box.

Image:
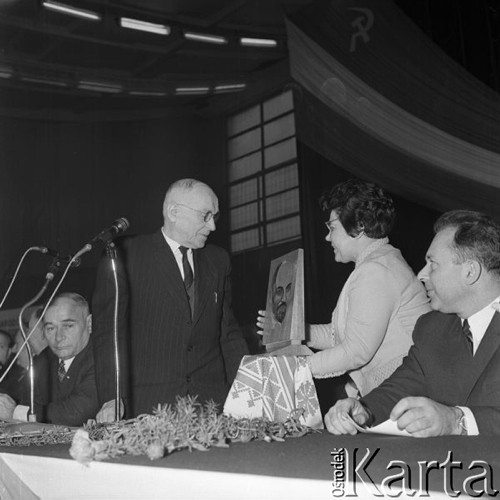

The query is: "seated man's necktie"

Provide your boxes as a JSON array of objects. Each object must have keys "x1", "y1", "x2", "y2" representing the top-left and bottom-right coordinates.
[
  {"x1": 462, "y1": 319, "x2": 474, "y2": 354},
  {"x1": 58, "y1": 359, "x2": 67, "y2": 382}
]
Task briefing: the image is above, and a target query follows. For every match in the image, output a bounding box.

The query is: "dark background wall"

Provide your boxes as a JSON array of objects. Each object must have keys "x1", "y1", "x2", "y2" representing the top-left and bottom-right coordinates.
[{"x1": 0, "y1": 113, "x2": 228, "y2": 309}]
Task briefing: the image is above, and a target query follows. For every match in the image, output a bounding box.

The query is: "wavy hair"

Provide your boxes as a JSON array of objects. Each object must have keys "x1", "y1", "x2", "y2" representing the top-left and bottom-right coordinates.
[{"x1": 319, "y1": 178, "x2": 395, "y2": 238}]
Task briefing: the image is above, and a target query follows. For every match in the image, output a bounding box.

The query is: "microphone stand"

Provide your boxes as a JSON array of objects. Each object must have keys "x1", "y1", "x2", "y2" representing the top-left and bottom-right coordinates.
[
  {"x1": 17, "y1": 324, "x2": 35, "y2": 420},
  {"x1": 105, "y1": 241, "x2": 121, "y2": 421},
  {"x1": 17, "y1": 259, "x2": 60, "y2": 422},
  {"x1": 12, "y1": 245, "x2": 92, "y2": 423}
]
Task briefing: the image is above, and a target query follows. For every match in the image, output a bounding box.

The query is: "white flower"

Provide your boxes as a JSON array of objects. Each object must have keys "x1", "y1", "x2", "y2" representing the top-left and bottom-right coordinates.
[
  {"x1": 69, "y1": 429, "x2": 95, "y2": 465},
  {"x1": 146, "y1": 442, "x2": 164, "y2": 460}
]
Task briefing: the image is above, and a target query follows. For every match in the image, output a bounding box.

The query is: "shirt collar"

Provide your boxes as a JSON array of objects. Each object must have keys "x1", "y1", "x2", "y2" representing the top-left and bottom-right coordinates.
[
  {"x1": 161, "y1": 228, "x2": 191, "y2": 257},
  {"x1": 464, "y1": 295, "x2": 500, "y2": 345},
  {"x1": 61, "y1": 356, "x2": 75, "y2": 371}
]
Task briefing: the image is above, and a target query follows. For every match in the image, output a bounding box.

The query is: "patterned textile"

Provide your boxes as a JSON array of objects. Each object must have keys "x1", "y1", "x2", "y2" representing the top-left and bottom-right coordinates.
[{"x1": 223, "y1": 355, "x2": 323, "y2": 429}]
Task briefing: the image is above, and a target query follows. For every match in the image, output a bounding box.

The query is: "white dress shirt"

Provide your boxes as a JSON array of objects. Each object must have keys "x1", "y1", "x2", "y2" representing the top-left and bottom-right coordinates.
[
  {"x1": 61, "y1": 356, "x2": 75, "y2": 372},
  {"x1": 459, "y1": 296, "x2": 500, "y2": 435},
  {"x1": 161, "y1": 228, "x2": 194, "y2": 280}
]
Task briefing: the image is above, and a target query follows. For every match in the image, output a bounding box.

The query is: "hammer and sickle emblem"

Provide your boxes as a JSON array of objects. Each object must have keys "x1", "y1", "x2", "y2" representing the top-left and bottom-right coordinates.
[{"x1": 348, "y1": 7, "x2": 374, "y2": 52}]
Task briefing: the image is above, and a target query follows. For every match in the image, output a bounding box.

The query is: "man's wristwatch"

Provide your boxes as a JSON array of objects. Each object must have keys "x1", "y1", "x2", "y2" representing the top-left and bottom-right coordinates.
[{"x1": 455, "y1": 407, "x2": 468, "y2": 435}]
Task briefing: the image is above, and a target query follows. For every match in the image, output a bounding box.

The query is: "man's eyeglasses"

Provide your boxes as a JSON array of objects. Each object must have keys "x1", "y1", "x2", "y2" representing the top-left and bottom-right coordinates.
[{"x1": 177, "y1": 203, "x2": 220, "y2": 224}]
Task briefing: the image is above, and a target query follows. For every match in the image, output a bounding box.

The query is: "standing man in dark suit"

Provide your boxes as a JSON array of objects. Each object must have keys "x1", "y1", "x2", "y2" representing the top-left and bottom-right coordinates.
[
  {"x1": 0, "y1": 293, "x2": 99, "y2": 426},
  {"x1": 93, "y1": 178, "x2": 248, "y2": 420},
  {"x1": 325, "y1": 210, "x2": 500, "y2": 436}
]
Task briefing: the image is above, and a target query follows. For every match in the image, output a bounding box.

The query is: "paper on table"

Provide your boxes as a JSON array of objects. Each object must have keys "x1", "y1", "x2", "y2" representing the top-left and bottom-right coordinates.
[
  {"x1": 364, "y1": 419, "x2": 413, "y2": 437},
  {"x1": 343, "y1": 414, "x2": 413, "y2": 437}
]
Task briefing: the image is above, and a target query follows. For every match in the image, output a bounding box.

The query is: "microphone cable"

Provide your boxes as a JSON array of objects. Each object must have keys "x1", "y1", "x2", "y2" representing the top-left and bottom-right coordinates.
[
  {"x1": 0, "y1": 246, "x2": 46, "y2": 312},
  {"x1": 0, "y1": 245, "x2": 91, "y2": 387}
]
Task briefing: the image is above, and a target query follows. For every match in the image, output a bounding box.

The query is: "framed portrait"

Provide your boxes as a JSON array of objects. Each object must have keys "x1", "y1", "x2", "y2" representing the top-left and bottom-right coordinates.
[{"x1": 263, "y1": 248, "x2": 310, "y2": 354}]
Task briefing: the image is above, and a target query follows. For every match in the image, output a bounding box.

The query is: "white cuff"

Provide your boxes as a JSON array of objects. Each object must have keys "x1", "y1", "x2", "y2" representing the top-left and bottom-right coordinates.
[
  {"x1": 457, "y1": 406, "x2": 479, "y2": 436},
  {"x1": 13, "y1": 405, "x2": 29, "y2": 422}
]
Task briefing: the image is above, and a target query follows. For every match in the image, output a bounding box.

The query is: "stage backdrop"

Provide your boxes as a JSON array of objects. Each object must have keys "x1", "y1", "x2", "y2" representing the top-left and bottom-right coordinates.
[{"x1": 287, "y1": 0, "x2": 500, "y2": 220}]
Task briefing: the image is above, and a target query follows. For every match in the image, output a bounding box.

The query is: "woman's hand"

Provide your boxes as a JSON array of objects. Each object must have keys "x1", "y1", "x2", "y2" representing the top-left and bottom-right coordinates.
[{"x1": 256, "y1": 310, "x2": 266, "y2": 335}]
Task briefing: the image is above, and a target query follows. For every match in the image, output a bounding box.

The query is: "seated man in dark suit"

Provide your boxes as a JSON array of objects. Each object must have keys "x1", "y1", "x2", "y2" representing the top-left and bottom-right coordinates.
[
  {"x1": 0, "y1": 329, "x2": 27, "y2": 405},
  {"x1": 325, "y1": 210, "x2": 500, "y2": 437},
  {"x1": 0, "y1": 293, "x2": 99, "y2": 426}
]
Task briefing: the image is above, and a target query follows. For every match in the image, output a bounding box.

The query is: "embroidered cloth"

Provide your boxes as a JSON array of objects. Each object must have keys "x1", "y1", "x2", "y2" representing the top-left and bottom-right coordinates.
[{"x1": 223, "y1": 355, "x2": 323, "y2": 429}]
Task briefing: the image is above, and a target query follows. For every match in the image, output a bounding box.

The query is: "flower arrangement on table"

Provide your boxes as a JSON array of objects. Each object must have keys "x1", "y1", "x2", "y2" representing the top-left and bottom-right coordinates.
[
  {"x1": 0, "y1": 397, "x2": 315, "y2": 461},
  {"x1": 69, "y1": 396, "x2": 314, "y2": 465}
]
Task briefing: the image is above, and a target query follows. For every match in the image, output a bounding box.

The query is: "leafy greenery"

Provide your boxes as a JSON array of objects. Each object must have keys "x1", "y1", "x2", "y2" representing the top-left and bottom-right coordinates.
[{"x1": 70, "y1": 396, "x2": 314, "y2": 464}]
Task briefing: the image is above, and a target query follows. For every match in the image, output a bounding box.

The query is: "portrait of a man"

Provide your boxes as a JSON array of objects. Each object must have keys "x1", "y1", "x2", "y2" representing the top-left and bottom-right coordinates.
[
  {"x1": 271, "y1": 260, "x2": 295, "y2": 325},
  {"x1": 263, "y1": 249, "x2": 305, "y2": 352}
]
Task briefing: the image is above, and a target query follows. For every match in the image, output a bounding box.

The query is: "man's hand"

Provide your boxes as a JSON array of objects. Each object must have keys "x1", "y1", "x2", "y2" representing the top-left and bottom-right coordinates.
[
  {"x1": 96, "y1": 399, "x2": 124, "y2": 423},
  {"x1": 324, "y1": 398, "x2": 370, "y2": 435},
  {"x1": 0, "y1": 394, "x2": 16, "y2": 421},
  {"x1": 390, "y1": 397, "x2": 460, "y2": 437}
]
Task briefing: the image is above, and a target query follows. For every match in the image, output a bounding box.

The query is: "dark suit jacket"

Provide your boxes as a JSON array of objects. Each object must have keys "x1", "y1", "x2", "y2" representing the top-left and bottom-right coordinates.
[
  {"x1": 92, "y1": 231, "x2": 249, "y2": 417},
  {"x1": 362, "y1": 310, "x2": 500, "y2": 435},
  {"x1": 0, "y1": 356, "x2": 27, "y2": 403},
  {"x1": 31, "y1": 342, "x2": 99, "y2": 426}
]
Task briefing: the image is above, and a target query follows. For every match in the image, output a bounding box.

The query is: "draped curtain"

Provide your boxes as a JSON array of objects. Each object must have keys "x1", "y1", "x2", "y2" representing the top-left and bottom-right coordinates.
[{"x1": 288, "y1": 0, "x2": 500, "y2": 219}]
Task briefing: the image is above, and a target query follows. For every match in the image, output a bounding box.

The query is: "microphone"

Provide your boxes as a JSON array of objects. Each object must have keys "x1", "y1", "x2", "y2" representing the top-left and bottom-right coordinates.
[
  {"x1": 35, "y1": 247, "x2": 81, "y2": 267},
  {"x1": 90, "y1": 218, "x2": 130, "y2": 244}
]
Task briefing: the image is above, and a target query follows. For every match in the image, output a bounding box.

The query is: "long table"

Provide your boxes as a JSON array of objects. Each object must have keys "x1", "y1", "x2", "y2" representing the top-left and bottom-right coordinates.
[{"x1": 1, "y1": 431, "x2": 499, "y2": 499}]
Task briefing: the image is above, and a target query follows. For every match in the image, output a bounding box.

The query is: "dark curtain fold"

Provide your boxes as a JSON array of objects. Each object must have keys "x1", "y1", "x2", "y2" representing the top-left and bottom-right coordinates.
[{"x1": 287, "y1": 0, "x2": 500, "y2": 220}]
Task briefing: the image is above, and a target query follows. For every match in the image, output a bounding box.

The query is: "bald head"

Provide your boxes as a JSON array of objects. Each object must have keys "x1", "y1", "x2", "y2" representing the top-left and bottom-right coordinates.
[
  {"x1": 164, "y1": 179, "x2": 210, "y2": 204},
  {"x1": 162, "y1": 178, "x2": 219, "y2": 249}
]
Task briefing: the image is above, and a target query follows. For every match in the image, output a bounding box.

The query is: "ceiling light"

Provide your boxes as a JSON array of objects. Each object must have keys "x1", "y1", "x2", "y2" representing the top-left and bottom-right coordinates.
[
  {"x1": 42, "y1": 1, "x2": 101, "y2": 21},
  {"x1": 0, "y1": 65, "x2": 13, "y2": 79},
  {"x1": 240, "y1": 37, "x2": 277, "y2": 48},
  {"x1": 214, "y1": 83, "x2": 246, "y2": 93},
  {"x1": 119, "y1": 17, "x2": 170, "y2": 36},
  {"x1": 129, "y1": 90, "x2": 167, "y2": 97},
  {"x1": 21, "y1": 76, "x2": 68, "y2": 87},
  {"x1": 78, "y1": 80, "x2": 122, "y2": 93},
  {"x1": 183, "y1": 32, "x2": 227, "y2": 45},
  {"x1": 175, "y1": 86, "x2": 210, "y2": 95}
]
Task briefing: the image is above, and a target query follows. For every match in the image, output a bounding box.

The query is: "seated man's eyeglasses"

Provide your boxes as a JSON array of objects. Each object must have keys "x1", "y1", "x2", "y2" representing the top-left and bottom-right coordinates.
[{"x1": 177, "y1": 203, "x2": 220, "y2": 223}]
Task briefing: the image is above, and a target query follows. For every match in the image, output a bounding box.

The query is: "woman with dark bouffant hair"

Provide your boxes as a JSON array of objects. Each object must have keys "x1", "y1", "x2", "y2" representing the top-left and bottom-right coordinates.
[{"x1": 305, "y1": 178, "x2": 430, "y2": 398}]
